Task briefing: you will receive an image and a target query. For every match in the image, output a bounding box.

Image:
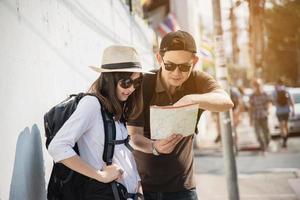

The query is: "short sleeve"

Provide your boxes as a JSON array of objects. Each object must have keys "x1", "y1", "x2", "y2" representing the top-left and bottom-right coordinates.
[
  {"x1": 194, "y1": 71, "x2": 222, "y2": 93},
  {"x1": 127, "y1": 109, "x2": 145, "y2": 127}
]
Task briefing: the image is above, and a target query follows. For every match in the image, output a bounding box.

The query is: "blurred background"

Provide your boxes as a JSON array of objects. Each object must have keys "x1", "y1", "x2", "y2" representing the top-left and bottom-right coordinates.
[{"x1": 1, "y1": 0, "x2": 300, "y2": 199}]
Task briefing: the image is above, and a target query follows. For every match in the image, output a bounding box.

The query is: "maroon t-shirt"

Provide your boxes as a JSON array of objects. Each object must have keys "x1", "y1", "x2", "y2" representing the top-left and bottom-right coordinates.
[{"x1": 127, "y1": 70, "x2": 221, "y2": 192}]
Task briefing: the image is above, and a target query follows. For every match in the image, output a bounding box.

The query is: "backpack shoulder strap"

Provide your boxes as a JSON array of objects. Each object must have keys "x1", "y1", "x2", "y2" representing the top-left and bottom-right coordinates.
[
  {"x1": 101, "y1": 106, "x2": 116, "y2": 165},
  {"x1": 80, "y1": 93, "x2": 116, "y2": 164},
  {"x1": 86, "y1": 94, "x2": 121, "y2": 200},
  {"x1": 83, "y1": 93, "x2": 116, "y2": 165}
]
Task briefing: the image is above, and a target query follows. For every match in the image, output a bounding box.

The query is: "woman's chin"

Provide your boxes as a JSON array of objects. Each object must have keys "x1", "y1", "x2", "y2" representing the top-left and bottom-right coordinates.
[{"x1": 119, "y1": 96, "x2": 129, "y2": 101}]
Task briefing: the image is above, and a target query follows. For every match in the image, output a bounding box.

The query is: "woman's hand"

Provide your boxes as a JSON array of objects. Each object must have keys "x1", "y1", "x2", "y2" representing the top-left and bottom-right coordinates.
[
  {"x1": 137, "y1": 181, "x2": 143, "y2": 200},
  {"x1": 97, "y1": 164, "x2": 124, "y2": 183}
]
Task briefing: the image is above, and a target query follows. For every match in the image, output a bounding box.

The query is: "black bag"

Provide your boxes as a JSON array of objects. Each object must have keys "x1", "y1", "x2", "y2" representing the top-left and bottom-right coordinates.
[
  {"x1": 277, "y1": 90, "x2": 289, "y2": 106},
  {"x1": 45, "y1": 93, "x2": 87, "y2": 200},
  {"x1": 44, "y1": 93, "x2": 138, "y2": 200}
]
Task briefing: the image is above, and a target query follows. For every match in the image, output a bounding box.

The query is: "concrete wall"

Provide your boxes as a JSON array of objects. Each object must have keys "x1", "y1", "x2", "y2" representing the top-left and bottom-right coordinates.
[
  {"x1": 171, "y1": 0, "x2": 201, "y2": 51},
  {"x1": 170, "y1": 0, "x2": 202, "y2": 70},
  {"x1": 0, "y1": 0, "x2": 155, "y2": 199}
]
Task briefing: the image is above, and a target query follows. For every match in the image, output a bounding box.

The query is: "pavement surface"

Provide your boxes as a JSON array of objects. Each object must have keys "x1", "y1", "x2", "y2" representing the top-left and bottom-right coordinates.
[
  {"x1": 194, "y1": 114, "x2": 300, "y2": 200},
  {"x1": 195, "y1": 170, "x2": 300, "y2": 200}
]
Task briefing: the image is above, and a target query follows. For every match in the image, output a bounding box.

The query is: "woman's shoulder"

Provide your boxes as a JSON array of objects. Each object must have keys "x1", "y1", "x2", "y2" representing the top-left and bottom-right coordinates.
[{"x1": 77, "y1": 95, "x2": 101, "y2": 113}]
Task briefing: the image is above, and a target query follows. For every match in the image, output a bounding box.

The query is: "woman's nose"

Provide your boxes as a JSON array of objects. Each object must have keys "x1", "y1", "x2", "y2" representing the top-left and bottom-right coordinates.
[{"x1": 128, "y1": 85, "x2": 135, "y2": 92}]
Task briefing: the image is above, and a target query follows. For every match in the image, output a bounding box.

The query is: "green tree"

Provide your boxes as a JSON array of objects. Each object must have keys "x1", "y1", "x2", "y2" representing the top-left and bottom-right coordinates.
[{"x1": 263, "y1": 0, "x2": 300, "y2": 85}]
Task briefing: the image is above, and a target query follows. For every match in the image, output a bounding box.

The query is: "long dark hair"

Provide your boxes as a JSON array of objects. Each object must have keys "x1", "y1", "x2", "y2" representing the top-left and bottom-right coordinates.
[{"x1": 88, "y1": 72, "x2": 143, "y2": 121}]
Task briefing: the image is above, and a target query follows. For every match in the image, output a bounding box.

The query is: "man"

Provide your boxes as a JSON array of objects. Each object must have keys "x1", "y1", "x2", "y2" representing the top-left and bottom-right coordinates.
[
  {"x1": 249, "y1": 78, "x2": 271, "y2": 153},
  {"x1": 273, "y1": 78, "x2": 295, "y2": 148},
  {"x1": 127, "y1": 30, "x2": 233, "y2": 200}
]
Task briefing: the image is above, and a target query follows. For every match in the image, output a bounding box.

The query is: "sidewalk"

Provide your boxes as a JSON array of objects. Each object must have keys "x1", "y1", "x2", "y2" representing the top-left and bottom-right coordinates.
[
  {"x1": 195, "y1": 111, "x2": 298, "y2": 153},
  {"x1": 195, "y1": 169, "x2": 300, "y2": 200},
  {"x1": 194, "y1": 113, "x2": 300, "y2": 199}
]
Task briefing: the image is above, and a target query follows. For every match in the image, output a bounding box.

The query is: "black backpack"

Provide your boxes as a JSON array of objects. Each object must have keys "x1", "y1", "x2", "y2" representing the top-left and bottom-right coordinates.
[
  {"x1": 277, "y1": 90, "x2": 289, "y2": 106},
  {"x1": 44, "y1": 93, "x2": 134, "y2": 200}
]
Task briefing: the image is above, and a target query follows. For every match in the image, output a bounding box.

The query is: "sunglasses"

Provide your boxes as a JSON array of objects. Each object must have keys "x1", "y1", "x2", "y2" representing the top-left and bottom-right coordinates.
[
  {"x1": 119, "y1": 76, "x2": 143, "y2": 89},
  {"x1": 162, "y1": 58, "x2": 193, "y2": 72}
]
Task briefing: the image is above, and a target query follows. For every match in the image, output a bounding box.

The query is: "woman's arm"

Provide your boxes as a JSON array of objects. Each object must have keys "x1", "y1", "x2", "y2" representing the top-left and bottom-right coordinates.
[{"x1": 60, "y1": 155, "x2": 123, "y2": 183}]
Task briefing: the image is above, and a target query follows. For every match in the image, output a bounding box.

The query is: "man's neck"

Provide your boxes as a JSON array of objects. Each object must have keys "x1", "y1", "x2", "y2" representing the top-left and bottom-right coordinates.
[{"x1": 161, "y1": 75, "x2": 179, "y2": 95}]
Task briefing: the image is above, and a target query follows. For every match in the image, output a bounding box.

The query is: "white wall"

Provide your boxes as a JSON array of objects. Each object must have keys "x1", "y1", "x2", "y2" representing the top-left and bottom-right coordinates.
[
  {"x1": 171, "y1": 0, "x2": 201, "y2": 51},
  {"x1": 0, "y1": 0, "x2": 155, "y2": 199}
]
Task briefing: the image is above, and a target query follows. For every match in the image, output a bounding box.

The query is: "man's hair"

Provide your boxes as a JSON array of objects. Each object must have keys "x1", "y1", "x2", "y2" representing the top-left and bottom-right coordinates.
[
  {"x1": 277, "y1": 77, "x2": 284, "y2": 85},
  {"x1": 159, "y1": 51, "x2": 196, "y2": 58},
  {"x1": 88, "y1": 72, "x2": 143, "y2": 121}
]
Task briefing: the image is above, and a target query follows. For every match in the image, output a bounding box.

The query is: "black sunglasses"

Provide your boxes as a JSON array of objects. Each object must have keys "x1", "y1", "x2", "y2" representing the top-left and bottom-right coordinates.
[
  {"x1": 119, "y1": 76, "x2": 143, "y2": 89},
  {"x1": 162, "y1": 58, "x2": 193, "y2": 72}
]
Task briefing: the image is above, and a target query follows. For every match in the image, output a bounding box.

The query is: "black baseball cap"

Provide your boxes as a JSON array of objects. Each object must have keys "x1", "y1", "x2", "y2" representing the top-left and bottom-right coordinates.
[{"x1": 159, "y1": 30, "x2": 197, "y2": 53}]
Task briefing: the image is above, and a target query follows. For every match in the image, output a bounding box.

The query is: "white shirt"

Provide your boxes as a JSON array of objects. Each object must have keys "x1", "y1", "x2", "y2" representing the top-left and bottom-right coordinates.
[{"x1": 48, "y1": 95, "x2": 140, "y2": 193}]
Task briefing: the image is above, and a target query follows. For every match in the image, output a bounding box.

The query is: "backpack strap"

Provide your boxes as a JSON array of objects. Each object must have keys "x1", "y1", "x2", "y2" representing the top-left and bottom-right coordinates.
[
  {"x1": 91, "y1": 94, "x2": 132, "y2": 200},
  {"x1": 85, "y1": 95, "x2": 120, "y2": 200},
  {"x1": 77, "y1": 93, "x2": 119, "y2": 200},
  {"x1": 100, "y1": 105, "x2": 116, "y2": 165},
  {"x1": 108, "y1": 136, "x2": 134, "y2": 151}
]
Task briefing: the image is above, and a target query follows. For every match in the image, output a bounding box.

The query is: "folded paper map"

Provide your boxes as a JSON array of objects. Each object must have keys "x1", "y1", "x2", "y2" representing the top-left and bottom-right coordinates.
[{"x1": 150, "y1": 104, "x2": 199, "y2": 140}]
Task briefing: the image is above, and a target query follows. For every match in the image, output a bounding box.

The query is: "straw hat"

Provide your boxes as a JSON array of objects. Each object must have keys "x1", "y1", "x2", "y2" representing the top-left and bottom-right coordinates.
[{"x1": 89, "y1": 45, "x2": 154, "y2": 74}]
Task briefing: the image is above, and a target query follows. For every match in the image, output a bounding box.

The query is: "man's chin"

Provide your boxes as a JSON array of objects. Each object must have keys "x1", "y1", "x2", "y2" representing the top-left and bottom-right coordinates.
[{"x1": 170, "y1": 81, "x2": 183, "y2": 87}]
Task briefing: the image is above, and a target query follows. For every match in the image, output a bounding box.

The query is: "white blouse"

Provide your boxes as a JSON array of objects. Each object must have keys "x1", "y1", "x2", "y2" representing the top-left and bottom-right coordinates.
[{"x1": 48, "y1": 95, "x2": 140, "y2": 193}]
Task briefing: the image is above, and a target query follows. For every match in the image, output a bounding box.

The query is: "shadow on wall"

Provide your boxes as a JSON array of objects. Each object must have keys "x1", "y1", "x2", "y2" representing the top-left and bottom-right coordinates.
[{"x1": 9, "y1": 124, "x2": 46, "y2": 200}]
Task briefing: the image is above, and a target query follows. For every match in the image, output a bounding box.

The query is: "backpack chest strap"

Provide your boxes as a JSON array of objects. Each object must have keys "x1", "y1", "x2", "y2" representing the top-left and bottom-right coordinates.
[{"x1": 108, "y1": 135, "x2": 134, "y2": 152}]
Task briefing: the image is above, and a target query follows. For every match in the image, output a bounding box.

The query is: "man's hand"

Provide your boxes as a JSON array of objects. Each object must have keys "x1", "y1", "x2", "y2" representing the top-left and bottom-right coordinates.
[
  {"x1": 153, "y1": 134, "x2": 183, "y2": 154},
  {"x1": 173, "y1": 95, "x2": 194, "y2": 107}
]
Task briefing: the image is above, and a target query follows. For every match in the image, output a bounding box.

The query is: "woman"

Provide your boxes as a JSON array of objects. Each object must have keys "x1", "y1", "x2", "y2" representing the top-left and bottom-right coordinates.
[
  {"x1": 48, "y1": 45, "x2": 153, "y2": 199},
  {"x1": 274, "y1": 78, "x2": 295, "y2": 148}
]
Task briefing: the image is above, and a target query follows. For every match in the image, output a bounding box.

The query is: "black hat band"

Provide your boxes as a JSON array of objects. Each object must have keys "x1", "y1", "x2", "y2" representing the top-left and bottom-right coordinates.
[{"x1": 102, "y1": 62, "x2": 141, "y2": 69}]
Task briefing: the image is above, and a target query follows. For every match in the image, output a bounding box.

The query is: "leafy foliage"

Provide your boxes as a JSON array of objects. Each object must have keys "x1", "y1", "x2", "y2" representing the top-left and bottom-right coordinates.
[{"x1": 263, "y1": 0, "x2": 300, "y2": 85}]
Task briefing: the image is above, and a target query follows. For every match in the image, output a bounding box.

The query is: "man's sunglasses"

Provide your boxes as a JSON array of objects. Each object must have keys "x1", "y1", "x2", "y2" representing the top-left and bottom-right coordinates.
[
  {"x1": 119, "y1": 76, "x2": 143, "y2": 89},
  {"x1": 162, "y1": 58, "x2": 193, "y2": 72}
]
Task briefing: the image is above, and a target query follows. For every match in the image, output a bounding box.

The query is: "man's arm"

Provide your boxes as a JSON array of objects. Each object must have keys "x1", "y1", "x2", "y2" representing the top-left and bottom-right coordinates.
[
  {"x1": 173, "y1": 89, "x2": 234, "y2": 112},
  {"x1": 127, "y1": 125, "x2": 183, "y2": 154}
]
